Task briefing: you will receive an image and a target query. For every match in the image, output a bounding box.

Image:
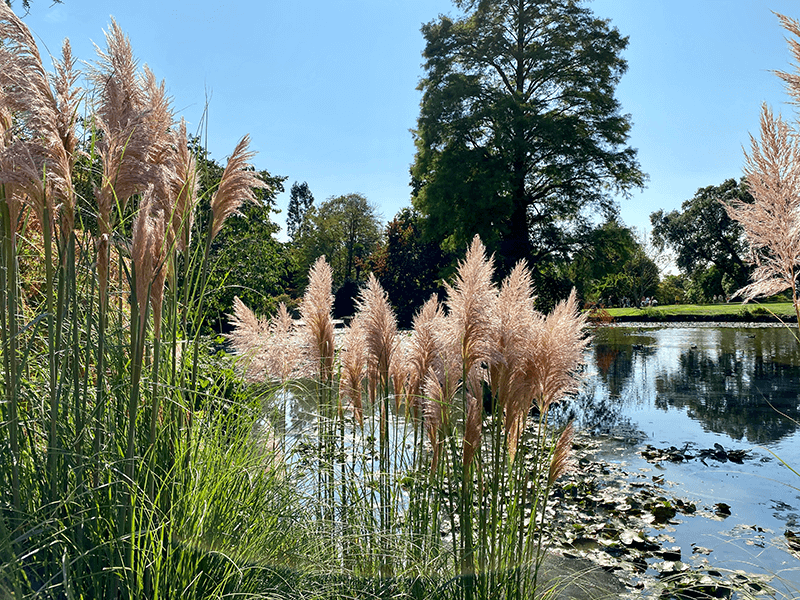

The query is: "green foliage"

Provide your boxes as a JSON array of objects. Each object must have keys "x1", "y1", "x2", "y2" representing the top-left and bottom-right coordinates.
[
  {"x1": 411, "y1": 0, "x2": 645, "y2": 274},
  {"x1": 564, "y1": 219, "x2": 659, "y2": 306},
  {"x1": 684, "y1": 265, "x2": 724, "y2": 304},
  {"x1": 191, "y1": 138, "x2": 291, "y2": 331},
  {"x1": 295, "y1": 192, "x2": 382, "y2": 289},
  {"x1": 371, "y1": 208, "x2": 446, "y2": 327},
  {"x1": 286, "y1": 180, "x2": 314, "y2": 242},
  {"x1": 656, "y1": 274, "x2": 687, "y2": 305},
  {"x1": 651, "y1": 178, "x2": 752, "y2": 290}
]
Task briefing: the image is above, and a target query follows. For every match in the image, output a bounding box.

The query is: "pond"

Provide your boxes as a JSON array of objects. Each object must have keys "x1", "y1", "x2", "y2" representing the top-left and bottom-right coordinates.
[{"x1": 568, "y1": 323, "x2": 800, "y2": 596}]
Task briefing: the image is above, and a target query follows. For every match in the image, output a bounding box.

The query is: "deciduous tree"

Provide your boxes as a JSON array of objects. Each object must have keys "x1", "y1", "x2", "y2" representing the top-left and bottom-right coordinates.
[
  {"x1": 411, "y1": 0, "x2": 644, "y2": 274},
  {"x1": 650, "y1": 178, "x2": 752, "y2": 295},
  {"x1": 296, "y1": 192, "x2": 382, "y2": 289},
  {"x1": 370, "y1": 208, "x2": 446, "y2": 327}
]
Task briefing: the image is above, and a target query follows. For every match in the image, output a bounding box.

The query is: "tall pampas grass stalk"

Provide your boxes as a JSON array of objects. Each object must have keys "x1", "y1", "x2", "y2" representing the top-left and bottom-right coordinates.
[
  {"x1": 300, "y1": 256, "x2": 335, "y2": 383},
  {"x1": 355, "y1": 273, "x2": 399, "y2": 577},
  {"x1": 0, "y1": 3, "x2": 83, "y2": 507},
  {"x1": 190, "y1": 134, "x2": 267, "y2": 395},
  {"x1": 223, "y1": 235, "x2": 592, "y2": 595},
  {"x1": 725, "y1": 104, "x2": 800, "y2": 327},
  {"x1": 0, "y1": 11, "x2": 305, "y2": 600}
]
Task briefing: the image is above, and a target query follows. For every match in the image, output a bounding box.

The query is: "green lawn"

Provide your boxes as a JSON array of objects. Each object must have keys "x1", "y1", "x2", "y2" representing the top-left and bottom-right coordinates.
[{"x1": 594, "y1": 302, "x2": 797, "y2": 321}]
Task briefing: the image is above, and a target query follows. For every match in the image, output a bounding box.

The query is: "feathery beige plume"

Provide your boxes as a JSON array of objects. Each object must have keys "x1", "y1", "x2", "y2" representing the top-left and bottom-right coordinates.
[
  {"x1": 299, "y1": 256, "x2": 335, "y2": 381},
  {"x1": 340, "y1": 318, "x2": 366, "y2": 425},
  {"x1": 50, "y1": 39, "x2": 81, "y2": 241},
  {"x1": 407, "y1": 294, "x2": 445, "y2": 413},
  {"x1": 357, "y1": 273, "x2": 398, "y2": 391},
  {"x1": 528, "y1": 289, "x2": 588, "y2": 414},
  {"x1": 267, "y1": 302, "x2": 301, "y2": 382},
  {"x1": 227, "y1": 298, "x2": 300, "y2": 382},
  {"x1": 131, "y1": 188, "x2": 166, "y2": 335},
  {"x1": 548, "y1": 421, "x2": 575, "y2": 486},
  {"x1": 171, "y1": 119, "x2": 198, "y2": 252},
  {"x1": 227, "y1": 296, "x2": 266, "y2": 380},
  {"x1": 91, "y1": 18, "x2": 153, "y2": 218},
  {"x1": 443, "y1": 235, "x2": 496, "y2": 382},
  {"x1": 209, "y1": 135, "x2": 267, "y2": 240},
  {"x1": 91, "y1": 19, "x2": 166, "y2": 302},
  {"x1": 774, "y1": 14, "x2": 800, "y2": 106},
  {"x1": 488, "y1": 261, "x2": 538, "y2": 415},
  {"x1": 0, "y1": 7, "x2": 79, "y2": 240},
  {"x1": 726, "y1": 105, "x2": 800, "y2": 304},
  {"x1": 503, "y1": 289, "x2": 587, "y2": 460}
]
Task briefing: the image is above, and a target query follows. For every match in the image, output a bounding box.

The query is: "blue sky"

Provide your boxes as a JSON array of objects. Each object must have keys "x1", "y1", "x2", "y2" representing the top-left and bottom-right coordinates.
[{"x1": 16, "y1": 0, "x2": 800, "y2": 242}]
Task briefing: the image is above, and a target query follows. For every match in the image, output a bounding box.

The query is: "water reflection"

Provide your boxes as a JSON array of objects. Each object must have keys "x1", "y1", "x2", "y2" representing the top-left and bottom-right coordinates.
[{"x1": 583, "y1": 326, "x2": 800, "y2": 445}]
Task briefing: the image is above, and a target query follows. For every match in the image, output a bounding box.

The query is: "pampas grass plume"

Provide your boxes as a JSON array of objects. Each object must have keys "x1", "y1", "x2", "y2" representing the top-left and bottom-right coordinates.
[
  {"x1": 300, "y1": 256, "x2": 335, "y2": 381},
  {"x1": 340, "y1": 318, "x2": 366, "y2": 425},
  {"x1": 357, "y1": 273, "x2": 398, "y2": 389},
  {"x1": 209, "y1": 135, "x2": 267, "y2": 240},
  {"x1": 548, "y1": 421, "x2": 575, "y2": 486},
  {"x1": 726, "y1": 105, "x2": 800, "y2": 305},
  {"x1": 444, "y1": 235, "x2": 496, "y2": 377}
]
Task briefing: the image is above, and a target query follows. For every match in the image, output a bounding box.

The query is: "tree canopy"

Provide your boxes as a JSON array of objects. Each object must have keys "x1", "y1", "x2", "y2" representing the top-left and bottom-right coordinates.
[
  {"x1": 286, "y1": 181, "x2": 314, "y2": 242},
  {"x1": 650, "y1": 178, "x2": 752, "y2": 298},
  {"x1": 370, "y1": 208, "x2": 446, "y2": 327},
  {"x1": 295, "y1": 192, "x2": 382, "y2": 289},
  {"x1": 410, "y1": 0, "x2": 645, "y2": 274},
  {"x1": 567, "y1": 219, "x2": 658, "y2": 305}
]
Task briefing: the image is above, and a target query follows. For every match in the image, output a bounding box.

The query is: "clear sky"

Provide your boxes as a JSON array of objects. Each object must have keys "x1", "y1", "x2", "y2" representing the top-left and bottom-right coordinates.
[{"x1": 15, "y1": 0, "x2": 800, "y2": 242}]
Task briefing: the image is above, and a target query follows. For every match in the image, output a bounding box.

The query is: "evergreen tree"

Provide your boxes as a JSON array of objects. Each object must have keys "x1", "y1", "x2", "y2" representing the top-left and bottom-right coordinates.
[{"x1": 286, "y1": 180, "x2": 314, "y2": 242}]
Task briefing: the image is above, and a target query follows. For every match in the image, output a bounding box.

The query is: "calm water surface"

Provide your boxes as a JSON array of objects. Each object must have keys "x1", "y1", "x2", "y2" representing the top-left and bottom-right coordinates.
[{"x1": 572, "y1": 324, "x2": 800, "y2": 594}]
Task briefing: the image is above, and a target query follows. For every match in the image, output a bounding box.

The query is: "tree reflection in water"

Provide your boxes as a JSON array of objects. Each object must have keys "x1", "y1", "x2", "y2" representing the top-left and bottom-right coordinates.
[
  {"x1": 655, "y1": 328, "x2": 800, "y2": 444},
  {"x1": 570, "y1": 325, "x2": 800, "y2": 445}
]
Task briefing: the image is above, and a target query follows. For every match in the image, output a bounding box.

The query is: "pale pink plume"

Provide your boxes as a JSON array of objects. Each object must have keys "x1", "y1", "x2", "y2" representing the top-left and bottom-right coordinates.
[
  {"x1": 774, "y1": 14, "x2": 800, "y2": 106},
  {"x1": 407, "y1": 294, "x2": 445, "y2": 412},
  {"x1": 131, "y1": 188, "x2": 167, "y2": 335},
  {"x1": 0, "y1": 7, "x2": 79, "y2": 238},
  {"x1": 226, "y1": 296, "x2": 271, "y2": 381},
  {"x1": 726, "y1": 105, "x2": 800, "y2": 304},
  {"x1": 209, "y1": 135, "x2": 268, "y2": 240},
  {"x1": 91, "y1": 18, "x2": 154, "y2": 220},
  {"x1": 299, "y1": 256, "x2": 335, "y2": 381},
  {"x1": 339, "y1": 318, "x2": 367, "y2": 425},
  {"x1": 505, "y1": 289, "x2": 588, "y2": 459},
  {"x1": 171, "y1": 119, "x2": 198, "y2": 252},
  {"x1": 488, "y1": 261, "x2": 538, "y2": 413},
  {"x1": 443, "y1": 235, "x2": 496, "y2": 381},
  {"x1": 548, "y1": 421, "x2": 575, "y2": 486},
  {"x1": 356, "y1": 273, "x2": 398, "y2": 390}
]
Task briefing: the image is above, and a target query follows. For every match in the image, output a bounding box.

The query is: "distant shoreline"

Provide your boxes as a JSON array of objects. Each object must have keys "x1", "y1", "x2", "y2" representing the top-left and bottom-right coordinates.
[{"x1": 585, "y1": 302, "x2": 797, "y2": 324}]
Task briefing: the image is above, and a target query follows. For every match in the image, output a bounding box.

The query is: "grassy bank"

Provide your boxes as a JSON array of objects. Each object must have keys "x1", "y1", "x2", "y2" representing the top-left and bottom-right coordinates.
[{"x1": 591, "y1": 302, "x2": 798, "y2": 322}]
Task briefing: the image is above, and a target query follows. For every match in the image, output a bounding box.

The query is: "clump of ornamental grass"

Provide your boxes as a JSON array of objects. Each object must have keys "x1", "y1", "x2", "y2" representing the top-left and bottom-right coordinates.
[
  {"x1": 0, "y1": 7, "x2": 300, "y2": 599},
  {"x1": 231, "y1": 236, "x2": 590, "y2": 599},
  {"x1": 725, "y1": 14, "x2": 800, "y2": 329}
]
